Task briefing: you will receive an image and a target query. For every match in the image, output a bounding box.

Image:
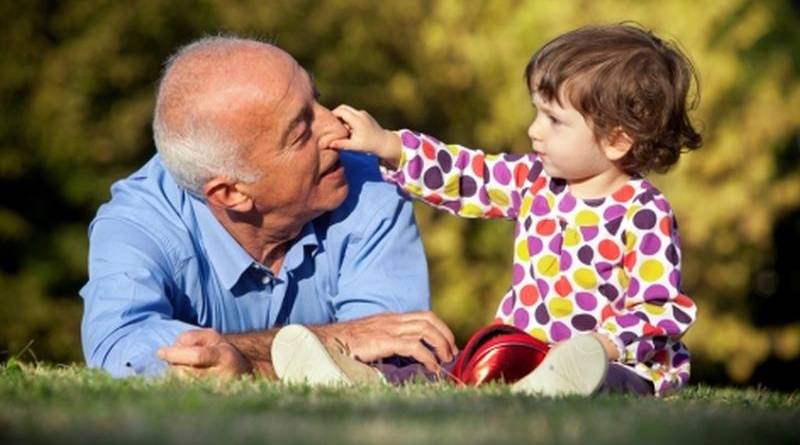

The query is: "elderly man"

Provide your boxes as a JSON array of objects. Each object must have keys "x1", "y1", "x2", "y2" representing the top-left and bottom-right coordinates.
[{"x1": 80, "y1": 36, "x2": 456, "y2": 379}]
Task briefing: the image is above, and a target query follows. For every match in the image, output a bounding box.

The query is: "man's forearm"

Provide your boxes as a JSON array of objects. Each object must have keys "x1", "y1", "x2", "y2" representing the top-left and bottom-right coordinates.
[
  {"x1": 223, "y1": 312, "x2": 457, "y2": 378},
  {"x1": 224, "y1": 330, "x2": 280, "y2": 379},
  {"x1": 223, "y1": 324, "x2": 345, "y2": 379}
]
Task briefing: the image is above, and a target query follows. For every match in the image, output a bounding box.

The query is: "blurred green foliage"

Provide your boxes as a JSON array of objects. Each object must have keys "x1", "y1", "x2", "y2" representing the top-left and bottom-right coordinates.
[{"x1": 1, "y1": 0, "x2": 798, "y2": 389}]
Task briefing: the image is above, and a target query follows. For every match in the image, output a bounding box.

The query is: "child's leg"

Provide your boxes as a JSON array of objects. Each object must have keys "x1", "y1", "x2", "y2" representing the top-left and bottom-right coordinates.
[
  {"x1": 597, "y1": 363, "x2": 654, "y2": 396},
  {"x1": 511, "y1": 334, "x2": 608, "y2": 396},
  {"x1": 372, "y1": 346, "x2": 653, "y2": 395},
  {"x1": 373, "y1": 355, "x2": 458, "y2": 385}
]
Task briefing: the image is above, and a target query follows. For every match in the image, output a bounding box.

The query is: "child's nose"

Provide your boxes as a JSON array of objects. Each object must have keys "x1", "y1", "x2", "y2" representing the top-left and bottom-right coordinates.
[{"x1": 528, "y1": 120, "x2": 541, "y2": 142}]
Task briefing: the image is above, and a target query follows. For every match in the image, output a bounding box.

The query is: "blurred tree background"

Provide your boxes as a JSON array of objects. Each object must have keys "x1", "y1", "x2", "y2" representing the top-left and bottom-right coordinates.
[{"x1": 1, "y1": 0, "x2": 798, "y2": 390}]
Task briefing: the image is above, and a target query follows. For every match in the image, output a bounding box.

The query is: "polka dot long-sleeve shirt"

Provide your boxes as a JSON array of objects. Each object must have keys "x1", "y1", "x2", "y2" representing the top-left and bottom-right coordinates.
[{"x1": 383, "y1": 130, "x2": 697, "y2": 396}]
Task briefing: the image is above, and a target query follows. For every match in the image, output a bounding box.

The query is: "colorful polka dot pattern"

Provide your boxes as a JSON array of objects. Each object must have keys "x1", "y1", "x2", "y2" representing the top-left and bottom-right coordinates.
[{"x1": 385, "y1": 130, "x2": 697, "y2": 396}]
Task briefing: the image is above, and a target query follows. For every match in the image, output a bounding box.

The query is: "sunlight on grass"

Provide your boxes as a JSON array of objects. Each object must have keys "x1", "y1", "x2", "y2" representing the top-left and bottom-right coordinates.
[{"x1": 1, "y1": 363, "x2": 798, "y2": 444}]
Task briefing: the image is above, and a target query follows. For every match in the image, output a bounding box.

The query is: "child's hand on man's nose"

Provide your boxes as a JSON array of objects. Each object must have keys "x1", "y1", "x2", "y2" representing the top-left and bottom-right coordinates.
[{"x1": 330, "y1": 104, "x2": 402, "y2": 168}]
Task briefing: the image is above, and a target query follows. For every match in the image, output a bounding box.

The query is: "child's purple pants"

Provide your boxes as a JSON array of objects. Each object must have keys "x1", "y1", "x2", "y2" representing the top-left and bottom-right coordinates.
[{"x1": 373, "y1": 356, "x2": 654, "y2": 396}]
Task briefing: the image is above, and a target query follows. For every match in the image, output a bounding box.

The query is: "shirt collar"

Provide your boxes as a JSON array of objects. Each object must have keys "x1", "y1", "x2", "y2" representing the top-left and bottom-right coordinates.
[
  {"x1": 191, "y1": 196, "x2": 322, "y2": 289},
  {"x1": 283, "y1": 220, "x2": 321, "y2": 272},
  {"x1": 191, "y1": 196, "x2": 256, "y2": 290}
]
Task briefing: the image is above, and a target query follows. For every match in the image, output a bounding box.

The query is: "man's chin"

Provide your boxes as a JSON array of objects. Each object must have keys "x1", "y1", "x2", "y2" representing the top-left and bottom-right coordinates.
[{"x1": 319, "y1": 182, "x2": 349, "y2": 212}]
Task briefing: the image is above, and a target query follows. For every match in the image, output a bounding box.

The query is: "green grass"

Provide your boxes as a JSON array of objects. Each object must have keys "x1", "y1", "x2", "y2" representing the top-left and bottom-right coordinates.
[{"x1": 1, "y1": 362, "x2": 798, "y2": 445}]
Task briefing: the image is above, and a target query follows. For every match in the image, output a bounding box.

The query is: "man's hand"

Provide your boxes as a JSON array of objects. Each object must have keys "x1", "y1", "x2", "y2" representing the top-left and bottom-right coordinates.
[
  {"x1": 157, "y1": 329, "x2": 252, "y2": 379},
  {"x1": 312, "y1": 311, "x2": 458, "y2": 373}
]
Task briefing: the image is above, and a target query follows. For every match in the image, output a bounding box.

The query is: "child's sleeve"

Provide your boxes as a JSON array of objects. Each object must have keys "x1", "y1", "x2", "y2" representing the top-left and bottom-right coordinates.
[
  {"x1": 381, "y1": 129, "x2": 543, "y2": 220},
  {"x1": 595, "y1": 197, "x2": 697, "y2": 393}
]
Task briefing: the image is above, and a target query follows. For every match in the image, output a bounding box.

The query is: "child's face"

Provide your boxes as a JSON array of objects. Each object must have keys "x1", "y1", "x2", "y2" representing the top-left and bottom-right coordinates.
[{"x1": 527, "y1": 92, "x2": 618, "y2": 182}]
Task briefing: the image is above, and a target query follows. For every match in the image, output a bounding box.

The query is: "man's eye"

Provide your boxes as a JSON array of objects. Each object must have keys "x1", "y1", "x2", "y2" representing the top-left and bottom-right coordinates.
[{"x1": 295, "y1": 127, "x2": 312, "y2": 145}]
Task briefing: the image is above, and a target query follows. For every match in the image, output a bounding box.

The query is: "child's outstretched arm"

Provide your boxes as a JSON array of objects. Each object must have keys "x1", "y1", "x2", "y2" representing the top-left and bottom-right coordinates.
[{"x1": 331, "y1": 105, "x2": 541, "y2": 221}]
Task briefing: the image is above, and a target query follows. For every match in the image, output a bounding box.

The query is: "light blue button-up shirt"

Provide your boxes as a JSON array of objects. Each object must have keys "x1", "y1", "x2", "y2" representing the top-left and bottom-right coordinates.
[{"x1": 80, "y1": 152, "x2": 430, "y2": 377}]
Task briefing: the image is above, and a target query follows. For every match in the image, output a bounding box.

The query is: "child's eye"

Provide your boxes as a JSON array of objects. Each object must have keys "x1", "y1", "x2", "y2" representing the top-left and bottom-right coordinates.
[{"x1": 548, "y1": 115, "x2": 560, "y2": 125}]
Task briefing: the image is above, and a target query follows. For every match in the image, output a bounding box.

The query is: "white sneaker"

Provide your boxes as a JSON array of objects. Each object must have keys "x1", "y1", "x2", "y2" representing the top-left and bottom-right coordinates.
[
  {"x1": 511, "y1": 334, "x2": 608, "y2": 397},
  {"x1": 271, "y1": 324, "x2": 383, "y2": 386}
]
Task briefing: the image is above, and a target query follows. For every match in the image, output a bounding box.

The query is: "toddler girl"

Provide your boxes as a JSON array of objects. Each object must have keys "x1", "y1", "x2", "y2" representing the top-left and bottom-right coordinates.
[{"x1": 329, "y1": 23, "x2": 702, "y2": 397}]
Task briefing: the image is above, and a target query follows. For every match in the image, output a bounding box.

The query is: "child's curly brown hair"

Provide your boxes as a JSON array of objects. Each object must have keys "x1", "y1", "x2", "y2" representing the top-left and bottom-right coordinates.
[{"x1": 525, "y1": 23, "x2": 703, "y2": 175}]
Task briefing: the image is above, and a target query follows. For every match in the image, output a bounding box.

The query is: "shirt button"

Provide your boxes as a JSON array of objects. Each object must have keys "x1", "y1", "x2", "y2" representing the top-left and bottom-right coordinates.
[{"x1": 261, "y1": 275, "x2": 271, "y2": 284}]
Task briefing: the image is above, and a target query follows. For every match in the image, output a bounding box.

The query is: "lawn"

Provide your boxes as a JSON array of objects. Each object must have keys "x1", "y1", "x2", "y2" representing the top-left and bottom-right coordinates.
[{"x1": 1, "y1": 362, "x2": 798, "y2": 445}]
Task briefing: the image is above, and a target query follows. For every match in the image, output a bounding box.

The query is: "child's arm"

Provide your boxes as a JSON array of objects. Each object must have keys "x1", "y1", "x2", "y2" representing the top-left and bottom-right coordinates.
[
  {"x1": 595, "y1": 198, "x2": 697, "y2": 394},
  {"x1": 332, "y1": 105, "x2": 541, "y2": 221}
]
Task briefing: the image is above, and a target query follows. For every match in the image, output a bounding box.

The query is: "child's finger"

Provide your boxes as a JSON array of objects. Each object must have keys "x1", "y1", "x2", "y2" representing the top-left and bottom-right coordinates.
[
  {"x1": 335, "y1": 116, "x2": 352, "y2": 134},
  {"x1": 329, "y1": 138, "x2": 351, "y2": 149},
  {"x1": 333, "y1": 103, "x2": 358, "y2": 113},
  {"x1": 332, "y1": 104, "x2": 360, "y2": 122}
]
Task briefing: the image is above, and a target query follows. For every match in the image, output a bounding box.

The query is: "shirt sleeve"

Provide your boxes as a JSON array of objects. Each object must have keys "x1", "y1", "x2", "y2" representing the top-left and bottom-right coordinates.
[
  {"x1": 595, "y1": 198, "x2": 697, "y2": 394},
  {"x1": 382, "y1": 129, "x2": 542, "y2": 220},
  {"x1": 332, "y1": 181, "x2": 430, "y2": 321},
  {"x1": 79, "y1": 217, "x2": 197, "y2": 377}
]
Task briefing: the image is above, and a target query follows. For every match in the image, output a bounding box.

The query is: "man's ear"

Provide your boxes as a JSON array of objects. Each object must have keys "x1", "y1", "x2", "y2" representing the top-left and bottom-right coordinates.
[
  {"x1": 602, "y1": 127, "x2": 634, "y2": 161},
  {"x1": 203, "y1": 177, "x2": 253, "y2": 212}
]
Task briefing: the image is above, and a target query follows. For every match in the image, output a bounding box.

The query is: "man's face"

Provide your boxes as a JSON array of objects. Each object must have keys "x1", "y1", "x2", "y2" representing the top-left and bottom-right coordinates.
[{"x1": 232, "y1": 49, "x2": 350, "y2": 225}]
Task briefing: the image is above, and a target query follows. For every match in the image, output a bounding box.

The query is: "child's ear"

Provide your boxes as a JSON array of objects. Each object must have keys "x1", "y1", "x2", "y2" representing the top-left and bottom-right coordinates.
[
  {"x1": 203, "y1": 177, "x2": 254, "y2": 212},
  {"x1": 602, "y1": 127, "x2": 634, "y2": 161}
]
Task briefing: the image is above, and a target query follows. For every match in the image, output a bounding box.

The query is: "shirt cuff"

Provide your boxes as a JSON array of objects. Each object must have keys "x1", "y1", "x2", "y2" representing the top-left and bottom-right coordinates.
[
  {"x1": 124, "y1": 347, "x2": 169, "y2": 377},
  {"x1": 378, "y1": 131, "x2": 412, "y2": 178}
]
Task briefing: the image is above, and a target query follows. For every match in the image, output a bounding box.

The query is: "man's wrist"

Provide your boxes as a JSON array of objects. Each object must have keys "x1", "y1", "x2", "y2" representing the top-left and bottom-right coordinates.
[
  {"x1": 224, "y1": 331, "x2": 281, "y2": 379},
  {"x1": 308, "y1": 322, "x2": 346, "y2": 345},
  {"x1": 250, "y1": 359, "x2": 277, "y2": 379}
]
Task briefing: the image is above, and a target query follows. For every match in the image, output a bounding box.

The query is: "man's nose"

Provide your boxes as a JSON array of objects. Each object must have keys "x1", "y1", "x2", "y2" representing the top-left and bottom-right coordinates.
[{"x1": 316, "y1": 104, "x2": 349, "y2": 146}]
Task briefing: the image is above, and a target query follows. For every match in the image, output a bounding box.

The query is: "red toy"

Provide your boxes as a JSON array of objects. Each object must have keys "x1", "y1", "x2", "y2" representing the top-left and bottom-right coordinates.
[{"x1": 451, "y1": 324, "x2": 550, "y2": 386}]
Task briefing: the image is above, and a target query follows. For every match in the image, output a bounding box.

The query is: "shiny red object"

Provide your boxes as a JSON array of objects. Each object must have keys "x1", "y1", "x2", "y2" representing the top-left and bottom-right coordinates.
[{"x1": 451, "y1": 324, "x2": 550, "y2": 386}]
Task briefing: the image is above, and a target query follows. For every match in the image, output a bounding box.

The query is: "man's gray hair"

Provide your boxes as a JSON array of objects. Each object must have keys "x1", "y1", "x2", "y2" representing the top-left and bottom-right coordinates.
[{"x1": 152, "y1": 36, "x2": 261, "y2": 196}]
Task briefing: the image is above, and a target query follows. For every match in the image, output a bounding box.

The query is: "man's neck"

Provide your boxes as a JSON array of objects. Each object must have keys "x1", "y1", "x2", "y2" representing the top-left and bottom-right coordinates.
[{"x1": 210, "y1": 206, "x2": 311, "y2": 275}]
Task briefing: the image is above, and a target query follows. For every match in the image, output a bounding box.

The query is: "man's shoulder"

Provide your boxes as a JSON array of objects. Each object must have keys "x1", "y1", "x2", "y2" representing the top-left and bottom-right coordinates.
[
  {"x1": 329, "y1": 152, "x2": 407, "y2": 227},
  {"x1": 90, "y1": 155, "x2": 196, "y2": 246}
]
